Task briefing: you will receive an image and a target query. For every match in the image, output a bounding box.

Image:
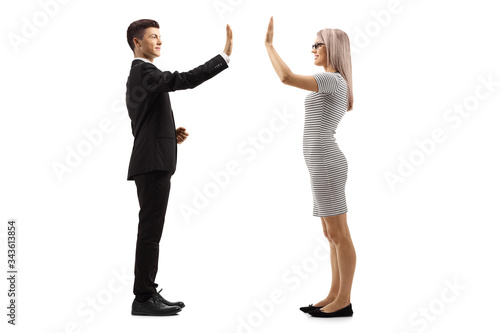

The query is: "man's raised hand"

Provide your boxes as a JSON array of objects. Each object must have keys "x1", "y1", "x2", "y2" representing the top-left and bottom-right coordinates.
[{"x1": 223, "y1": 24, "x2": 233, "y2": 56}]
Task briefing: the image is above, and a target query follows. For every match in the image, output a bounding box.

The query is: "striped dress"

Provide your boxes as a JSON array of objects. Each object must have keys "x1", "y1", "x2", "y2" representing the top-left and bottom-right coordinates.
[{"x1": 303, "y1": 72, "x2": 348, "y2": 217}]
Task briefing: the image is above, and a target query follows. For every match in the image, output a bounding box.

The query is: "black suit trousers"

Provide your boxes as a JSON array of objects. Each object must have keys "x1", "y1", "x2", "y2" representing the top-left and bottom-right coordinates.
[{"x1": 133, "y1": 170, "x2": 173, "y2": 302}]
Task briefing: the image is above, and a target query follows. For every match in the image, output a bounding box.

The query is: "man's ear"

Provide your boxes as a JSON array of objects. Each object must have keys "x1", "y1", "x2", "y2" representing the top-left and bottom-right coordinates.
[{"x1": 133, "y1": 38, "x2": 141, "y2": 49}]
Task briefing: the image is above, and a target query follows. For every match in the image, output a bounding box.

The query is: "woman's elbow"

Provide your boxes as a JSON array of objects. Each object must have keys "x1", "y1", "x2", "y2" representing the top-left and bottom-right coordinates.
[{"x1": 280, "y1": 74, "x2": 291, "y2": 84}]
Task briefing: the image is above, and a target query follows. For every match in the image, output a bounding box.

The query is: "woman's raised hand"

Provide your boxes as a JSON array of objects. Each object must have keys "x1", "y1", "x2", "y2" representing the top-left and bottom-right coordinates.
[{"x1": 265, "y1": 16, "x2": 274, "y2": 46}]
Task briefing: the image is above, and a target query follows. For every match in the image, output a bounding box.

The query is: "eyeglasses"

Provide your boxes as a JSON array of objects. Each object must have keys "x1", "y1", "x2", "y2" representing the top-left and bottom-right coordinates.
[{"x1": 312, "y1": 42, "x2": 325, "y2": 49}]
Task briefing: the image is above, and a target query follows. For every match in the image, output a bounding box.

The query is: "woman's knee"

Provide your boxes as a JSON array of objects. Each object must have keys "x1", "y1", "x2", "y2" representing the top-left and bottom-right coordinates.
[
  {"x1": 326, "y1": 228, "x2": 350, "y2": 246},
  {"x1": 321, "y1": 219, "x2": 333, "y2": 242},
  {"x1": 323, "y1": 214, "x2": 350, "y2": 245}
]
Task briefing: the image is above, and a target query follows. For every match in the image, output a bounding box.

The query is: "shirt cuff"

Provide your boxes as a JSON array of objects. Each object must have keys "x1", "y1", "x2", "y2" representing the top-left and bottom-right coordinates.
[{"x1": 219, "y1": 52, "x2": 230, "y2": 64}]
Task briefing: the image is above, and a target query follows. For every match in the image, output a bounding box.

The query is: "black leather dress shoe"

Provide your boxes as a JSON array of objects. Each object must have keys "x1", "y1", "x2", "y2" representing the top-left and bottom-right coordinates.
[
  {"x1": 309, "y1": 303, "x2": 353, "y2": 317},
  {"x1": 299, "y1": 304, "x2": 322, "y2": 313},
  {"x1": 131, "y1": 296, "x2": 182, "y2": 316},
  {"x1": 153, "y1": 288, "x2": 185, "y2": 308}
]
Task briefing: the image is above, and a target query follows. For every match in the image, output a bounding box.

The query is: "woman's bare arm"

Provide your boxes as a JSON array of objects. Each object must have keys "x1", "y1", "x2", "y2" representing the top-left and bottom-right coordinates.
[{"x1": 265, "y1": 16, "x2": 318, "y2": 92}]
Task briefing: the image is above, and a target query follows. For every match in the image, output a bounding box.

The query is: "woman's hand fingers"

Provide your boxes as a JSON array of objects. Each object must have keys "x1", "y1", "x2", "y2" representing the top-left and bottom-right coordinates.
[{"x1": 265, "y1": 16, "x2": 274, "y2": 45}]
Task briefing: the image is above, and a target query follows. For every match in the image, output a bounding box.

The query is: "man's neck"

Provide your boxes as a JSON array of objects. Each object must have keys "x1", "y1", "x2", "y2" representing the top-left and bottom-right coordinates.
[{"x1": 134, "y1": 54, "x2": 154, "y2": 63}]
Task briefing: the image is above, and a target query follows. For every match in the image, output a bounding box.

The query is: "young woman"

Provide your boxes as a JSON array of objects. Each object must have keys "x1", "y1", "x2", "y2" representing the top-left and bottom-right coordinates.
[{"x1": 265, "y1": 16, "x2": 356, "y2": 318}]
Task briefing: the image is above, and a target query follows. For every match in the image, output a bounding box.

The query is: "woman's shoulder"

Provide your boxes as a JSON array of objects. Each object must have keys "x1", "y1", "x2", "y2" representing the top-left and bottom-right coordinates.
[
  {"x1": 313, "y1": 71, "x2": 342, "y2": 94},
  {"x1": 313, "y1": 71, "x2": 343, "y2": 82}
]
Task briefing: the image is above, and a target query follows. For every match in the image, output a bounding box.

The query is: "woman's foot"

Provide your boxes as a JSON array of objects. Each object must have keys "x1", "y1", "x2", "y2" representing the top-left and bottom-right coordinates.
[
  {"x1": 318, "y1": 296, "x2": 350, "y2": 313},
  {"x1": 312, "y1": 295, "x2": 336, "y2": 308}
]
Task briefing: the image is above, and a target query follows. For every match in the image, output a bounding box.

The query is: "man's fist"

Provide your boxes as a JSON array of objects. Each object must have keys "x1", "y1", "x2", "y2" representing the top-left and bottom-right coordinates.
[{"x1": 176, "y1": 127, "x2": 189, "y2": 144}]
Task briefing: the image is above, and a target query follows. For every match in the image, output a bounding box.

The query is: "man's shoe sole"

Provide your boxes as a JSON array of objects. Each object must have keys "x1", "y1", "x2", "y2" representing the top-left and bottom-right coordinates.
[{"x1": 131, "y1": 308, "x2": 182, "y2": 316}]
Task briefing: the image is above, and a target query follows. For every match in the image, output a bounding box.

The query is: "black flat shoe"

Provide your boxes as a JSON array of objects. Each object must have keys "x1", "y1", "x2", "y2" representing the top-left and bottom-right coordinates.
[
  {"x1": 309, "y1": 303, "x2": 353, "y2": 317},
  {"x1": 153, "y1": 288, "x2": 185, "y2": 308},
  {"x1": 131, "y1": 296, "x2": 182, "y2": 316},
  {"x1": 300, "y1": 304, "x2": 322, "y2": 313}
]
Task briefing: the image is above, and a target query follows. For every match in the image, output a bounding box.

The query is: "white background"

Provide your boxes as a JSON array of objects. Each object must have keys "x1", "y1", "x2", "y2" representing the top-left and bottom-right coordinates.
[{"x1": 1, "y1": 0, "x2": 499, "y2": 332}]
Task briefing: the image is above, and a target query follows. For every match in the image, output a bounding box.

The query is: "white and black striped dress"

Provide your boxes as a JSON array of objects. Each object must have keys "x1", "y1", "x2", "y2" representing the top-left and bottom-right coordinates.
[{"x1": 303, "y1": 72, "x2": 348, "y2": 217}]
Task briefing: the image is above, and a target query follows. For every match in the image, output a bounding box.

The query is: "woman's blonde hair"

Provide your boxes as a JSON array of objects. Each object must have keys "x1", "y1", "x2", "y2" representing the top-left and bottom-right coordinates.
[{"x1": 317, "y1": 28, "x2": 354, "y2": 111}]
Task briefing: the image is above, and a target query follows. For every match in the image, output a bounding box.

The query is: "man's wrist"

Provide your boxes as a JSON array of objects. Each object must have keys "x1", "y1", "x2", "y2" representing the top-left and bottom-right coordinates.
[{"x1": 219, "y1": 51, "x2": 230, "y2": 64}]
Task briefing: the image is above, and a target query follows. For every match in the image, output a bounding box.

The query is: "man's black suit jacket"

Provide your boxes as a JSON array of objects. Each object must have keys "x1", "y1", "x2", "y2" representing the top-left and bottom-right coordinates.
[{"x1": 126, "y1": 54, "x2": 228, "y2": 180}]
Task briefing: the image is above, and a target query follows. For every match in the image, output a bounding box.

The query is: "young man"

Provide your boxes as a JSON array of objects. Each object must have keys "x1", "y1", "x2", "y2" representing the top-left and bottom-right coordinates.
[{"x1": 125, "y1": 19, "x2": 232, "y2": 316}]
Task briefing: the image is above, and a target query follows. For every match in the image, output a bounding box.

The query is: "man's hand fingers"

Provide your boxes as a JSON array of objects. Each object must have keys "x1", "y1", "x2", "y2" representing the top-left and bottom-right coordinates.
[
  {"x1": 176, "y1": 128, "x2": 189, "y2": 144},
  {"x1": 224, "y1": 24, "x2": 233, "y2": 56}
]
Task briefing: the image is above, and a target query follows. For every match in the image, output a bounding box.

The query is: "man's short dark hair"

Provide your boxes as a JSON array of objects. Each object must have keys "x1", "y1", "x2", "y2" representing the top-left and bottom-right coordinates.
[{"x1": 127, "y1": 19, "x2": 160, "y2": 53}]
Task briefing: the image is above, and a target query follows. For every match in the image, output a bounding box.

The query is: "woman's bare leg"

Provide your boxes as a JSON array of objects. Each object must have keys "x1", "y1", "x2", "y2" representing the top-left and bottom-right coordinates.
[
  {"x1": 312, "y1": 217, "x2": 340, "y2": 307},
  {"x1": 320, "y1": 213, "x2": 356, "y2": 312}
]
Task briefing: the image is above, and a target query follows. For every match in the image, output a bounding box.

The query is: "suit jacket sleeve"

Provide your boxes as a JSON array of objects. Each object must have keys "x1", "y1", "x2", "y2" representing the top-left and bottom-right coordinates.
[{"x1": 141, "y1": 54, "x2": 228, "y2": 93}]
